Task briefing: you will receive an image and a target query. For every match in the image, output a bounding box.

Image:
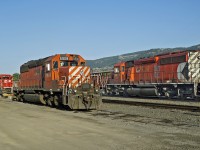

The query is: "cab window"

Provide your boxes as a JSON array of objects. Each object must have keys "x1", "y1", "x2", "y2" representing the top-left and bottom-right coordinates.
[
  {"x1": 121, "y1": 66, "x2": 125, "y2": 72},
  {"x1": 53, "y1": 61, "x2": 58, "y2": 69},
  {"x1": 70, "y1": 61, "x2": 78, "y2": 66},
  {"x1": 2, "y1": 76, "x2": 9, "y2": 79},
  {"x1": 81, "y1": 62, "x2": 85, "y2": 66},
  {"x1": 46, "y1": 63, "x2": 51, "y2": 72},
  {"x1": 60, "y1": 61, "x2": 68, "y2": 67},
  {"x1": 114, "y1": 67, "x2": 120, "y2": 73}
]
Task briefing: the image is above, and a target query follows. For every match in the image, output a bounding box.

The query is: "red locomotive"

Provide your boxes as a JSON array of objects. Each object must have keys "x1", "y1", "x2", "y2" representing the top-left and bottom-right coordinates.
[
  {"x1": 0, "y1": 74, "x2": 13, "y2": 96},
  {"x1": 13, "y1": 53, "x2": 102, "y2": 109},
  {"x1": 92, "y1": 50, "x2": 200, "y2": 99}
]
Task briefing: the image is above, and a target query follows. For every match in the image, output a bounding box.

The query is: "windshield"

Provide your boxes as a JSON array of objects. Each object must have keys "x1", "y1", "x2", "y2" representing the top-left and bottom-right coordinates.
[
  {"x1": 70, "y1": 61, "x2": 78, "y2": 66},
  {"x1": 60, "y1": 61, "x2": 78, "y2": 67},
  {"x1": 60, "y1": 61, "x2": 68, "y2": 67},
  {"x1": 1, "y1": 76, "x2": 10, "y2": 79}
]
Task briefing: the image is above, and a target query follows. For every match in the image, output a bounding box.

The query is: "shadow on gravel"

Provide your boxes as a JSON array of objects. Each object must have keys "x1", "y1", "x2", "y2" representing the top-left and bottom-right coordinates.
[
  {"x1": 182, "y1": 112, "x2": 200, "y2": 116},
  {"x1": 89, "y1": 110, "x2": 199, "y2": 128},
  {"x1": 89, "y1": 110, "x2": 145, "y2": 121},
  {"x1": 159, "y1": 119, "x2": 173, "y2": 124},
  {"x1": 73, "y1": 109, "x2": 93, "y2": 113}
]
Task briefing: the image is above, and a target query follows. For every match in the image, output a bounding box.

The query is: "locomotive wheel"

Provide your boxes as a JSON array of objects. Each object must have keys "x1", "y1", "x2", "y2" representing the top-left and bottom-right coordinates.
[
  {"x1": 123, "y1": 91, "x2": 128, "y2": 97},
  {"x1": 12, "y1": 95, "x2": 18, "y2": 101},
  {"x1": 53, "y1": 96, "x2": 60, "y2": 108},
  {"x1": 165, "y1": 92, "x2": 172, "y2": 99},
  {"x1": 18, "y1": 95, "x2": 24, "y2": 102},
  {"x1": 47, "y1": 97, "x2": 54, "y2": 107}
]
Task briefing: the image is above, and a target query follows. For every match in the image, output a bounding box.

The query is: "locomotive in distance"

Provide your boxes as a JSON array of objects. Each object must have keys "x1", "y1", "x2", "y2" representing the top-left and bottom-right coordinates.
[
  {"x1": 92, "y1": 50, "x2": 200, "y2": 99},
  {"x1": 13, "y1": 53, "x2": 102, "y2": 110},
  {"x1": 0, "y1": 74, "x2": 13, "y2": 97}
]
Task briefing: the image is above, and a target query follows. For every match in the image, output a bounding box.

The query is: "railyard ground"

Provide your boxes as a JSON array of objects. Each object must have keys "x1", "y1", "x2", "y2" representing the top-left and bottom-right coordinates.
[{"x1": 0, "y1": 97, "x2": 200, "y2": 150}]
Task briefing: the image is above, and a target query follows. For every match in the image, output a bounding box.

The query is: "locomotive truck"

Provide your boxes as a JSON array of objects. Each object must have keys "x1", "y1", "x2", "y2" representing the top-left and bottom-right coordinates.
[
  {"x1": 13, "y1": 54, "x2": 102, "y2": 110},
  {"x1": 0, "y1": 74, "x2": 13, "y2": 97},
  {"x1": 92, "y1": 50, "x2": 200, "y2": 99}
]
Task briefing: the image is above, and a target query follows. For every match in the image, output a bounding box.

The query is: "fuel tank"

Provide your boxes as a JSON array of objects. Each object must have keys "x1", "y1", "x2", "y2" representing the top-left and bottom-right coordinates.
[
  {"x1": 23, "y1": 94, "x2": 46, "y2": 105},
  {"x1": 126, "y1": 87, "x2": 157, "y2": 97}
]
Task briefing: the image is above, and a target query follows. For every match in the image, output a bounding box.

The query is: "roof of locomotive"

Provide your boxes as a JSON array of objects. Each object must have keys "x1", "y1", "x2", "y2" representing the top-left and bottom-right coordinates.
[
  {"x1": 20, "y1": 56, "x2": 52, "y2": 73},
  {"x1": 20, "y1": 54, "x2": 86, "y2": 73},
  {"x1": 155, "y1": 49, "x2": 200, "y2": 57},
  {"x1": 127, "y1": 49, "x2": 200, "y2": 65},
  {"x1": 134, "y1": 57, "x2": 155, "y2": 65}
]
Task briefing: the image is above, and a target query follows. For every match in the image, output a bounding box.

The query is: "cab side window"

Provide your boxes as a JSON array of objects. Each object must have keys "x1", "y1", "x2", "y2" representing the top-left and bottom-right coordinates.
[
  {"x1": 114, "y1": 67, "x2": 119, "y2": 73},
  {"x1": 121, "y1": 66, "x2": 125, "y2": 72},
  {"x1": 53, "y1": 61, "x2": 58, "y2": 69},
  {"x1": 81, "y1": 62, "x2": 85, "y2": 66},
  {"x1": 46, "y1": 63, "x2": 51, "y2": 72}
]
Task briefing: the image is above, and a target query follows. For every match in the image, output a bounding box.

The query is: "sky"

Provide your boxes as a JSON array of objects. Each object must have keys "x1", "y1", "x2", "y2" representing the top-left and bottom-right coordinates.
[{"x1": 0, "y1": 0, "x2": 200, "y2": 74}]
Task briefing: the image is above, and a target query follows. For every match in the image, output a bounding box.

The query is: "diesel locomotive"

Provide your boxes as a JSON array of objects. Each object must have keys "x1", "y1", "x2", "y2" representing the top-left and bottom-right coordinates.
[
  {"x1": 13, "y1": 54, "x2": 102, "y2": 109},
  {"x1": 0, "y1": 74, "x2": 13, "y2": 97},
  {"x1": 92, "y1": 50, "x2": 200, "y2": 99}
]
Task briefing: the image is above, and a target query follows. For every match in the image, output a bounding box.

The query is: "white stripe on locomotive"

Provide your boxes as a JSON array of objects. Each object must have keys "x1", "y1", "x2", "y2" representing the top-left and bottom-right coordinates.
[
  {"x1": 188, "y1": 52, "x2": 200, "y2": 81},
  {"x1": 71, "y1": 67, "x2": 87, "y2": 85},
  {"x1": 71, "y1": 67, "x2": 89, "y2": 87},
  {"x1": 68, "y1": 66, "x2": 83, "y2": 81},
  {"x1": 81, "y1": 67, "x2": 90, "y2": 83}
]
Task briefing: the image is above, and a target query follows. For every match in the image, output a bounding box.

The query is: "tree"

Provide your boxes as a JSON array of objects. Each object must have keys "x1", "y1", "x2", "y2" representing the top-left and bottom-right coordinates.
[{"x1": 13, "y1": 73, "x2": 20, "y2": 81}]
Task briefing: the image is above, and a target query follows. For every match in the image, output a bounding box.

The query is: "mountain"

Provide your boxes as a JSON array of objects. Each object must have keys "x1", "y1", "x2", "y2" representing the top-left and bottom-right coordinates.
[{"x1": 86, "y1": 44, "x2": 200, "y2": 72}]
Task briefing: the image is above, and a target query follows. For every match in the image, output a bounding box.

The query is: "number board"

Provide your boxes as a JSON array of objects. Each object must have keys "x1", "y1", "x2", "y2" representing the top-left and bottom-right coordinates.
[{"x1": 60, "y1": 57, "x2": 68, "y2": 61}]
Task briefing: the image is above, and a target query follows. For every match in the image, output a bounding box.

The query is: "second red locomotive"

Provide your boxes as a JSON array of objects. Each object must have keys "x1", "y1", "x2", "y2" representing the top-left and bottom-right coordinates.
[{"x1": 92, "y1": 50, "x2": 200, "y2": 99}]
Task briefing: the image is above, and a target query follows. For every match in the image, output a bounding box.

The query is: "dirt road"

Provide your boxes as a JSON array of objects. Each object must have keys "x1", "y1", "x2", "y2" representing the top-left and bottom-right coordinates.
[{"x1": 0, "y1": 98, "x2": 199, "y2": 150}]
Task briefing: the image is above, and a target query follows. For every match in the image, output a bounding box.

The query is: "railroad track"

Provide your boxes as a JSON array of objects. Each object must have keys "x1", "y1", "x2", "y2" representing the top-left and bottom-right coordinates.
[{"x1": 102, "y1": 96, "x2": 200, "y2": 112}]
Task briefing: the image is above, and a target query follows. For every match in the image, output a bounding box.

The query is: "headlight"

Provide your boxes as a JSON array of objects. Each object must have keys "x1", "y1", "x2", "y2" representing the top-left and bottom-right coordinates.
[
  {"x1": 95, "y1": 89, "x2": 98, "y2": 93},
  {"x1": 74, "y1": 90, "x2": 77, "y2": 93}
]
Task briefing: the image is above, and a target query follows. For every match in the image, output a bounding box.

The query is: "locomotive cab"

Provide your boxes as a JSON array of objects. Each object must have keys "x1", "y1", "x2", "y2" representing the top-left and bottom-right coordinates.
[
  {"x1": 125, "y1": 60, "x2": 135, "y2": 84},
  {"x1": 113, "y1": 62, "x2": 126, "y2": 84},
  {"x1": 48, "y1": 54, "x2": 102, "y2": 109}
]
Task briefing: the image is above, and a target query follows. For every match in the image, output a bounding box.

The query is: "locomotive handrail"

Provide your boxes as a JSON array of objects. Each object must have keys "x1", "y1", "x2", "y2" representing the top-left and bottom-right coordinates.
[{"x1": 61, "y1": 76, "x2": 67, "y2": 105}]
